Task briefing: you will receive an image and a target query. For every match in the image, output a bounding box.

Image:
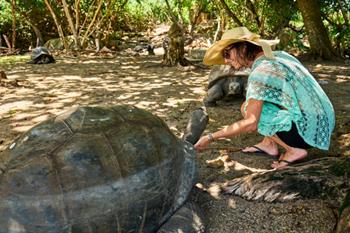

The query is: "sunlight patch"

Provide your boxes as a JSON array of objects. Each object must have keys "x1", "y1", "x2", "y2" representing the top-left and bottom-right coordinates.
[
  {"x1": 8, "y1": 218, "x2": 26, "y2": 233},
  {"x1": 61, "y1": 75, "x2": 82, "y2": 80},
  {"x1": 135, "y1": 101, "x2": 158, "y2": 108},
  {"x1": 0, "y1": 101, "x2": 33, "y2": 115}
]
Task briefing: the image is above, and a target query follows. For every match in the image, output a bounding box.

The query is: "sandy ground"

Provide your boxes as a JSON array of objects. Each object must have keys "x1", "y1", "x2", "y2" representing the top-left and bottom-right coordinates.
[{"x1": 0, "y1": 51, "x2": 349, "y2": 232}]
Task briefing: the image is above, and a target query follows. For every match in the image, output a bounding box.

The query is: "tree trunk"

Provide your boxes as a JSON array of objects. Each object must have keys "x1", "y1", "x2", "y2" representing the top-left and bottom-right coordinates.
[
  {"x1": 189, "y1": 2, "x2": 203, "y2": 35},
  {"x1": 75, "y1": 0, "x2": 81, "y2": 33},
  {"x1": 44, "y1": 0, "x2": 68, "y2": 50},
  {"x1": 81, "y1": 0, "x2": 104, "y2": 48},
  {"x1": 163, "y1": 0, "x2": 188, "y2": 66},
  {"x1": 11, "y1": 0, "x2": 16, "y2": 50},
  {"x1": 162, "y1": 22, "x2": 188, "y2": 66},
  {"x1": 20, "y1": 15, "x2": 44, "y2": 47},
  {"x1": 30, "y1": 24, "x2": 43, "y2": 47},
  {"x1": 219, "y1": 0, "x2": 243, "y2": 26},
  {"x1": 296, "y1": 0, "x2": 338, "y2": 59},
  {"x1": 61, "y1": 0, "x2": 81, "y2": 49},
  {"x1": 3, "y1": 35, "x2": 12, "y2": 49}
]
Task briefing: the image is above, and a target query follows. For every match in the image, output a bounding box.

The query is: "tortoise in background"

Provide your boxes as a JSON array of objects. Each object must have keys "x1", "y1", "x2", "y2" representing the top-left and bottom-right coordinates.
[
  {"x1": 0, "y1": 105, "x2": 205, "y2": 233},
  {"x1": 27, "y1": 47, "x2": 55, "y2": 64},
  {"x1": 203, "y1": 65, "x2": 249, "y2": 107}
]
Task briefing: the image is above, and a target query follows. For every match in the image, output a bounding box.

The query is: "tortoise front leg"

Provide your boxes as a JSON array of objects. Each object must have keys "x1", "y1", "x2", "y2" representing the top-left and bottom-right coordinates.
[
  {"x1": 157, "y1": 202, "x2": 205, "y2": 233},
  {"x1": 203, "y1": 82, "x2": 225, "y2": 107}
]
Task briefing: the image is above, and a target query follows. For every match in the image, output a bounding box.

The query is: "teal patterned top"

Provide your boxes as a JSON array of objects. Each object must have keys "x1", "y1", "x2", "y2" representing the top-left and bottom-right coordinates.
[{"x1": 245, "y1": 51, "x2": 335, "y2": 150}]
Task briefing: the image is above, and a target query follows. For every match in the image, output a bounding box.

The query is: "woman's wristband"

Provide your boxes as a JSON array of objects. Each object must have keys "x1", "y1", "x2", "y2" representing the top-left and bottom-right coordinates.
[{"x1": 207, "y1": 133, "x2": 215, "y2": 142}]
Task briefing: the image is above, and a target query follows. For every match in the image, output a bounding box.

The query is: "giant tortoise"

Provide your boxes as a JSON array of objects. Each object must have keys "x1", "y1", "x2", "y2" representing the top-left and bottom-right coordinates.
[
  {"x1": 27, "y1": 47, "x2": 55, "y2": 64},
  {"x1": 0, "y1": 105, "x2": 206, "y2": 233},
  {"x1": 203, "y1": 65, "x2": 249, "y2": 107}
]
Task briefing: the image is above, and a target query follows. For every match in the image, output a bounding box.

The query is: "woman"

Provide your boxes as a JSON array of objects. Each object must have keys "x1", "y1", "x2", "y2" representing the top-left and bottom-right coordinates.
[{"x1": 194, "y1": 27, "x2": 335, "y2": 169}]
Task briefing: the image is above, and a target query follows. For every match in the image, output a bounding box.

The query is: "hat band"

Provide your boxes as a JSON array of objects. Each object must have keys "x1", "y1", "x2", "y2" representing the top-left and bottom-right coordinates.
[{"x1": 259, "y1": 40, "x2": 274, "y2": 59}]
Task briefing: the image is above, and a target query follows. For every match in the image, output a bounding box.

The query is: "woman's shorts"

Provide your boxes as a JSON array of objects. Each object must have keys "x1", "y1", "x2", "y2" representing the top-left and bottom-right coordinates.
[{"x1": 276, "y1": 123, "x2": 312, "y2": 149}]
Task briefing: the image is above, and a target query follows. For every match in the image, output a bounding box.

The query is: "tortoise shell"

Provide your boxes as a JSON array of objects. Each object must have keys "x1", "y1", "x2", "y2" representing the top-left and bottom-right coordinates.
[
  {"x1": 0, "y1": 105, "x2": 195, "y2": 233},
  {"x1": 208, "y1": 65, "x2": 250, "y2": 89}
]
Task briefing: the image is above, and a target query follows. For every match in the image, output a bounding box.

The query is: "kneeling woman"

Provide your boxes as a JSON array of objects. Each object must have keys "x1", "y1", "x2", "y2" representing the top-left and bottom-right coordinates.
[{"x1": 194, "y1": 27, "x2": 335, "y2": 169}]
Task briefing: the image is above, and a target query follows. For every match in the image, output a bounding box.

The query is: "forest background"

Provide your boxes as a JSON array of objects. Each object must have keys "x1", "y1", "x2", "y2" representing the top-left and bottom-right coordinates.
[{"x1": 0, "y1": 0, "x2": 349, "y2": 61}]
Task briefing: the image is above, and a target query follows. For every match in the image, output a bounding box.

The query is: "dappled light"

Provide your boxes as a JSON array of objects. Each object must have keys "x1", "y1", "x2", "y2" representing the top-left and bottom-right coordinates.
[
  {"x1": 0, "y1": 48, "x2": 349, "y2": 233},
  {"x1": 0, "y1": 55, "x2": 208, "y2": 151}
]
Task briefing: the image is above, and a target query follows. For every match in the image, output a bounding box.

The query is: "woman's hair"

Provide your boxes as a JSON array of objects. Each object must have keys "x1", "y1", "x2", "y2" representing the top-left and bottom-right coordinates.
[{"x1": 224, "y1": 41, "x2": 263, "y2": 68}]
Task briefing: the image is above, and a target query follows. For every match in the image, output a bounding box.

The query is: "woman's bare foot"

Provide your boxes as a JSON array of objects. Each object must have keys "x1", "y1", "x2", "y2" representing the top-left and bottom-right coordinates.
[
  {"x1": 271, "y1": 148, "x2": 308, "y2": 169},
  {"x1": 242, "y1": 137, "x2": 279, "y2": 157}
]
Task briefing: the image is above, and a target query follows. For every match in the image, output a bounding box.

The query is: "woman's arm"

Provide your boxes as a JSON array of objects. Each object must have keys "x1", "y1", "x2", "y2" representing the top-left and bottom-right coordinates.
[{"x1": 194, "y1": 99, "x2": 264, "y2": 150}]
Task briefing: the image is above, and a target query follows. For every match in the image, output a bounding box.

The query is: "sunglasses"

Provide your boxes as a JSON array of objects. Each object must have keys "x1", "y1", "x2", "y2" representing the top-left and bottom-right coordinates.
[{"x1": 223, "y1": 44, "x2": 236, "y2": 59}]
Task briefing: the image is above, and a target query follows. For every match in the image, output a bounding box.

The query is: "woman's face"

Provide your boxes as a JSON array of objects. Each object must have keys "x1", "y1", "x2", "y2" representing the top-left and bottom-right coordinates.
[
  {"x1": 224, "y1": 49, "x2": 242, "y2": 70},
  {"x1": 223, "y1": 43, "x2": 255, "y2": 70},
  {"x1": 223, "y1": 46, "x2": 244, "y2": 70}
]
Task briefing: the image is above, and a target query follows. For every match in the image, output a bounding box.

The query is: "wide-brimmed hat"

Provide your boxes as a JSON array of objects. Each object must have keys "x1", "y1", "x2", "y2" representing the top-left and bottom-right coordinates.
[{"x1": 203, "y1": 27, "x2": 279, "y2": 65}]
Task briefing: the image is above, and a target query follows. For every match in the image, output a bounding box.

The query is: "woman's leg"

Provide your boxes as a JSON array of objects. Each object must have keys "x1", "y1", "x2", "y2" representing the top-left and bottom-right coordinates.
[
  {"x1": 269, "y1": 135, "x2": 308, "y2": 169},
  {"x1": 240, "y1": 101, "x2": 279, "y2": 156},
  {"x1": 242, "y1": 136, "x2": 279, "y2": 156}
]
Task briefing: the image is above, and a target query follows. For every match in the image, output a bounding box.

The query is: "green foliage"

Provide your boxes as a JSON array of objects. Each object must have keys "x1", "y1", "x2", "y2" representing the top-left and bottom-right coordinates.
[
  {"x1": 0, "y1": 0, "x2": 348, "y2": 54},
  {"x1": 0, "y1": 0, "x2": 59, "y2": 49},
  {"x1": 0, "y1": 55, "x2": 30, "y2": 64},
  {"x1": 319, "y1": 0, "x2": 350, "y2": 56},
  {"x1": 0, "y1": 0, "x2": 13, "y2": 34}
]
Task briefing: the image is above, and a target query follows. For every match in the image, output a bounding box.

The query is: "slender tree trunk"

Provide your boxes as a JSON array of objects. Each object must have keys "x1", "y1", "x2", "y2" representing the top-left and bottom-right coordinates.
[
  {"x1": 296, "y1": 0, "x2": 338, "y2": 59},
  {"x1": 213, "y1": 15, "x2": 221, "y2": 43},
  {"x1": 189, "y1": 2, "x2": 203, "y2": 35},
  {"x1": 219, "y1": 0, "x2": 243, "y2": 26},
  {"x1": 81, "y1": 0, "x2": 103, "y2": 47},
  {"x1": 75, "y1": 0, "x2": 81, "y2": 33},
  {"x1": 3, "y1": 35, "x2": 12, "y2": 49},
  {"x1": 61, "y1": 0, "x2": 81, "y2": 49},
  {"x1": 44, "y1": 0, "x2": 68, "y2": 50},
  {"x1": 11, "y1": 0, "x2": 16, "y2": 50},
  {"x1": 29, "y1": 22, "x2": 43, "y2": 47}
]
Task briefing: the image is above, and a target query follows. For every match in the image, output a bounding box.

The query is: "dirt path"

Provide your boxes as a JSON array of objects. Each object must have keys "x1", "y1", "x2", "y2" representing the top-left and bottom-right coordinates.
[{"x1": 1, "y1": 53, "x2": 349, "y2": 232}]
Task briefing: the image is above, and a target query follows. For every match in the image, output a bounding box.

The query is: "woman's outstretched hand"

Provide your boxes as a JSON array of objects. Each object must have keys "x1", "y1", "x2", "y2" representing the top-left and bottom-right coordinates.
[{"x1": 194, "y1": 135, "x2": 211, "y2": 151}]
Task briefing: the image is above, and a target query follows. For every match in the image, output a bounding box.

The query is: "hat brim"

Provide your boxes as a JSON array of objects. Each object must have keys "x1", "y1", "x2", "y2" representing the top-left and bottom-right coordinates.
[{"x1": 203, "y1": 38, "x2": 279, "y2": 65}]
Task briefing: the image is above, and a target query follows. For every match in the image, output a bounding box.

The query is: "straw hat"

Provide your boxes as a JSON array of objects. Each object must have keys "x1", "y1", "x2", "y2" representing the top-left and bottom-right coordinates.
[{"x1": 203, "y1": 27, "x2": 280, "y2": 65}]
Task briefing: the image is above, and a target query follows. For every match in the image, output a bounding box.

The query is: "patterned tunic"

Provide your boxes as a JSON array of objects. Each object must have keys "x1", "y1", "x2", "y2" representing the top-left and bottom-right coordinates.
[{"x1": 245, "y1": 51, "x2": 335, "y2": 150}]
